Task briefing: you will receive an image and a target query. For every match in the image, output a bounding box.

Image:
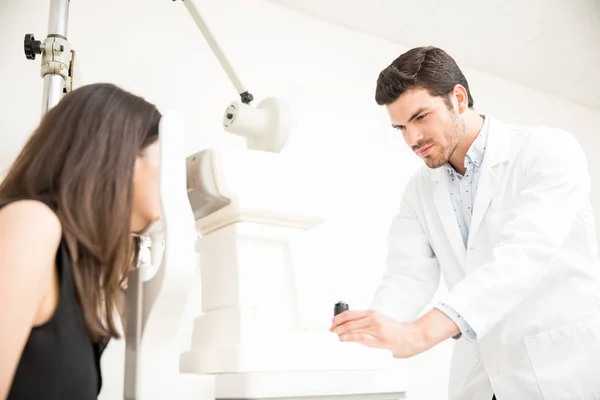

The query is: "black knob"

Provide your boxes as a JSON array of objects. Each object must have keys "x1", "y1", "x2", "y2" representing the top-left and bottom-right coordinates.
[
  {"x1": 24, "y1": 34, "x2": 42, "y2": 60},
  {"x1": 240, "y1": 91, "x2": 254, "y2": 104},
  {"x1": 334, "y1": 301, "x2": 349, "y2": 316}
]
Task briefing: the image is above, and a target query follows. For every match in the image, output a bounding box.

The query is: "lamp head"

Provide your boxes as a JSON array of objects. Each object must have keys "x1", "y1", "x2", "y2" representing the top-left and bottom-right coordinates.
[{"x1": 222, "y1": 97, "x2": 291, "y2": 153}]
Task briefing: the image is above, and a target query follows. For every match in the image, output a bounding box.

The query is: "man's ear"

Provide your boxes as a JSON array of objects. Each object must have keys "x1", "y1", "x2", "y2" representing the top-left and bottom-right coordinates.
[{"x1": 453, "y1": 84, "x2": 469, "y2": 114}]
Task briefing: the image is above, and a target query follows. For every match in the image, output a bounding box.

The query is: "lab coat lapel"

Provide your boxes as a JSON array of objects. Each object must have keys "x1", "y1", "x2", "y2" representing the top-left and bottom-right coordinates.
[
  {"x1": 432, "y1": 169, "x2": 466, "y2": 265},
  {"x1": 468, "y1": 117, "x2": 510, "y2": 245}
]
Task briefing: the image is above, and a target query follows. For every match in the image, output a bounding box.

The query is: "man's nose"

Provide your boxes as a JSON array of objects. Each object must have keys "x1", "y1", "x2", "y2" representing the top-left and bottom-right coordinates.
[{"x1": 405, "y1": 128, "x2": 424, "y2": 148}]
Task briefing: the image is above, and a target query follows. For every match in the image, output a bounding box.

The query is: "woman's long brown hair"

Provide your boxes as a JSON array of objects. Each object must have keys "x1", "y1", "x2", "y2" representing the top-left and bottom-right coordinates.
[{"x1": 0, "y1": 83, "x2": 161, "y2": 342}]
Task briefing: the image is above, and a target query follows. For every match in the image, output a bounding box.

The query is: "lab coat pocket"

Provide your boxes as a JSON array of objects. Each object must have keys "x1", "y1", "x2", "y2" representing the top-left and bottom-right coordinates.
[{"x1": 524, "y1": 312, "x2": 600, "y2": 400}]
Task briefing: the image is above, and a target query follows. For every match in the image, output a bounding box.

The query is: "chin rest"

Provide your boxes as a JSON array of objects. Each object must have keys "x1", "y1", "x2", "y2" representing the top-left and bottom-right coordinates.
[{"x1": 185, "y1": 148, "x2": 328, "y2": 235}]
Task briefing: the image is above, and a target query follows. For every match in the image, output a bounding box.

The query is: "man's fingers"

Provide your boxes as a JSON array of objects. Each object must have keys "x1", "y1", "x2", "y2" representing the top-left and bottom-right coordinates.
[
  {"x1": 330, "y1": 310, "x2": 372, "y2": 330},
  {"x1": 331, "y1": 318, "x2": 371, "y2": 336},
  {"x1": 337, "y1": 327, "x2": 386, "y2": 343},
  {"x1": 339, "y1": 332, "x2": 384, "y2": 349}
]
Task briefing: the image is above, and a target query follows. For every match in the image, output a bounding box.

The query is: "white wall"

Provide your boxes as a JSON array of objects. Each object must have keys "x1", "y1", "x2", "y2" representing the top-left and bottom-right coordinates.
[{"x1": 1, "y1": 0, "x2": 599, "y2": 399}]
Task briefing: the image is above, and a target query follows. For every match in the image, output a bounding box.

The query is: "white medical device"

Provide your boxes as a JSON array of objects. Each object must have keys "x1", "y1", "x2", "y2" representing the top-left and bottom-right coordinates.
[{"x1": 25, "y1": 0, "x2": 407, "y2": 399}]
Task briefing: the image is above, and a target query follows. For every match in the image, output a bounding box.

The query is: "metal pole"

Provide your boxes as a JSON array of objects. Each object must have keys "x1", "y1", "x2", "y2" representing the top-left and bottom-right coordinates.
[
  {"x1": 124, "y1": 267, "x2": 143, "y2": 400},
  {"x1": 42, "y1": 75, "x2": 65, "y2": 114},
  {"x1": 41, "y1": 0, "x2": 70, "y2": 114},
  {"x1": 47, "y1": 0, "x2": 70, "y2": 35}
]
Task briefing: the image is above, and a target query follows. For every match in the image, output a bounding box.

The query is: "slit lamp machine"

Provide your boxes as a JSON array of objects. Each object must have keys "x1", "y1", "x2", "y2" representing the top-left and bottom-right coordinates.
[{"x1": 22, "y1": 0, "x2": 408, "y2": 398}]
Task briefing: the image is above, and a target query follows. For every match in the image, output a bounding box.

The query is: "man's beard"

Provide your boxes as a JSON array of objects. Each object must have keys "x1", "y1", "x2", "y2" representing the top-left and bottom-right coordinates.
[{"x1": 423, "y1": 119, "x2": 463, "y2": 169}]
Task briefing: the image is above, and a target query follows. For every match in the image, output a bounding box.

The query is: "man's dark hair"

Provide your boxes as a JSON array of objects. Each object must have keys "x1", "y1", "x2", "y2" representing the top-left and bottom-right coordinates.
[{"x1": 375, "y1": 46, "x2": 474, "y2": 108}]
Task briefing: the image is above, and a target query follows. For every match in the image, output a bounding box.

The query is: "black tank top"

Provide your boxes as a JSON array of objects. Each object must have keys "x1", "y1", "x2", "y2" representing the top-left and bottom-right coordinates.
[{"x1": 3, "y1": 200, "x2": 107, "y2": 399}]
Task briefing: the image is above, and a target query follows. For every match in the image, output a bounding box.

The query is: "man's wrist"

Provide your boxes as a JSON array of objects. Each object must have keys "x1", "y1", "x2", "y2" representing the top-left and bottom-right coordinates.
[
  {"x1": 412, "y1": 308, "x2": 461, "y2": 350},
  {"x1": 435, "y1": 303, "x2": 477, "y2": 341}
]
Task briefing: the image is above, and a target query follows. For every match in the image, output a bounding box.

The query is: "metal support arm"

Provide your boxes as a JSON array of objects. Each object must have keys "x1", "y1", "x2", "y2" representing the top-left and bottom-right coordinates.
[{"x1": 178, "y1": 0, "x2": 254, "y2": 104}]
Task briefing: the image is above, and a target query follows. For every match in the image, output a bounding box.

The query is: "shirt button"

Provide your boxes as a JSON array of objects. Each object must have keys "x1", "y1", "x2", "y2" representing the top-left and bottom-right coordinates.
[{"x1": 462, "y1": 181, "x2": 468, "y2": 186}]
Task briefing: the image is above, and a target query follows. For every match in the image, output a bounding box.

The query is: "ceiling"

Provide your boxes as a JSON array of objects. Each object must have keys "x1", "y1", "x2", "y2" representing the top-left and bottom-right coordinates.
[{"x1": 263, "y1": 0, "x2": 600, "y2": 110}]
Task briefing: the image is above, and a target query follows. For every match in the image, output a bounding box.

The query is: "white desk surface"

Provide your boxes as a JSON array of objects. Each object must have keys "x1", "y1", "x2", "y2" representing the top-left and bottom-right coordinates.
[{"x1": 213, "y1": 368, "x2": 407, "y2": 400}]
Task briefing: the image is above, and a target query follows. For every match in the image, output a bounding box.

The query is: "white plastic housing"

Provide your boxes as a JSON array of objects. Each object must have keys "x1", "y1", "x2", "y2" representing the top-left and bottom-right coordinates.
[
  {"x1": 222, "y1": 97, "x2": 291, "y2": 153},
  {"x1": 180, "y1": 148, "x2": 395, "y2": 375}
]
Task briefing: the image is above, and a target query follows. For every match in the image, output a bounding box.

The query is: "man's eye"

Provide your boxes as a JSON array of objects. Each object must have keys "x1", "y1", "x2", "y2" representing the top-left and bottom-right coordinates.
[{"x1": 416, "y1": 114, "x2": 426, "y2": 120}]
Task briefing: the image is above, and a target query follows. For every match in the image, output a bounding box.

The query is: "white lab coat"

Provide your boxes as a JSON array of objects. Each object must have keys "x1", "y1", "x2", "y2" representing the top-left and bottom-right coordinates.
[{"x1": 371, "y1": 115, "x2": 600, "y2": 400}]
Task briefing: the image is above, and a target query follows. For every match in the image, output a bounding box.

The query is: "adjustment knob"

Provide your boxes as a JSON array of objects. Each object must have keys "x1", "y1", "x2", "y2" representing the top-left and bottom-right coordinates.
[
  {"x1": 24, "y1": 34, "x2": 43, "y2": 60},
  {"x1": 334, "y1": 301, "x2": 349, "y2": 316},
  {"x1": 240, "y1": 91, "x2": 254, "y2": 104}
]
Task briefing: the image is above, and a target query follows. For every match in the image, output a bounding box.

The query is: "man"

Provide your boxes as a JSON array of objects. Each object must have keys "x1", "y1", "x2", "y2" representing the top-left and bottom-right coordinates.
[{"x1": 330, "y1": 46, "x2": 600, "y2": 399}]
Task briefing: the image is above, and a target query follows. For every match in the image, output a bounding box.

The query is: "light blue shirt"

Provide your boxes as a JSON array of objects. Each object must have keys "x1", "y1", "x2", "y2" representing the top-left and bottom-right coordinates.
[{"x1": 435, "y1": 115, "x2": 490, "y2": 341}]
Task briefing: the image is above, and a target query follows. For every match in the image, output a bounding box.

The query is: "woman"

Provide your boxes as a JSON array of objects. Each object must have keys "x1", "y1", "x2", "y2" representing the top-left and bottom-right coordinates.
[{"x1": 0, "y1": 83, "x2": 163, "y2": 399}]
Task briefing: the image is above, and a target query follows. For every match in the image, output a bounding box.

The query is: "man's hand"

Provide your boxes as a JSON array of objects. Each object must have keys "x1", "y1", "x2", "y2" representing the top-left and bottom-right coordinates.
[{"x1": 329, "y1": 309, "x2": 460, "y2": 358}]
